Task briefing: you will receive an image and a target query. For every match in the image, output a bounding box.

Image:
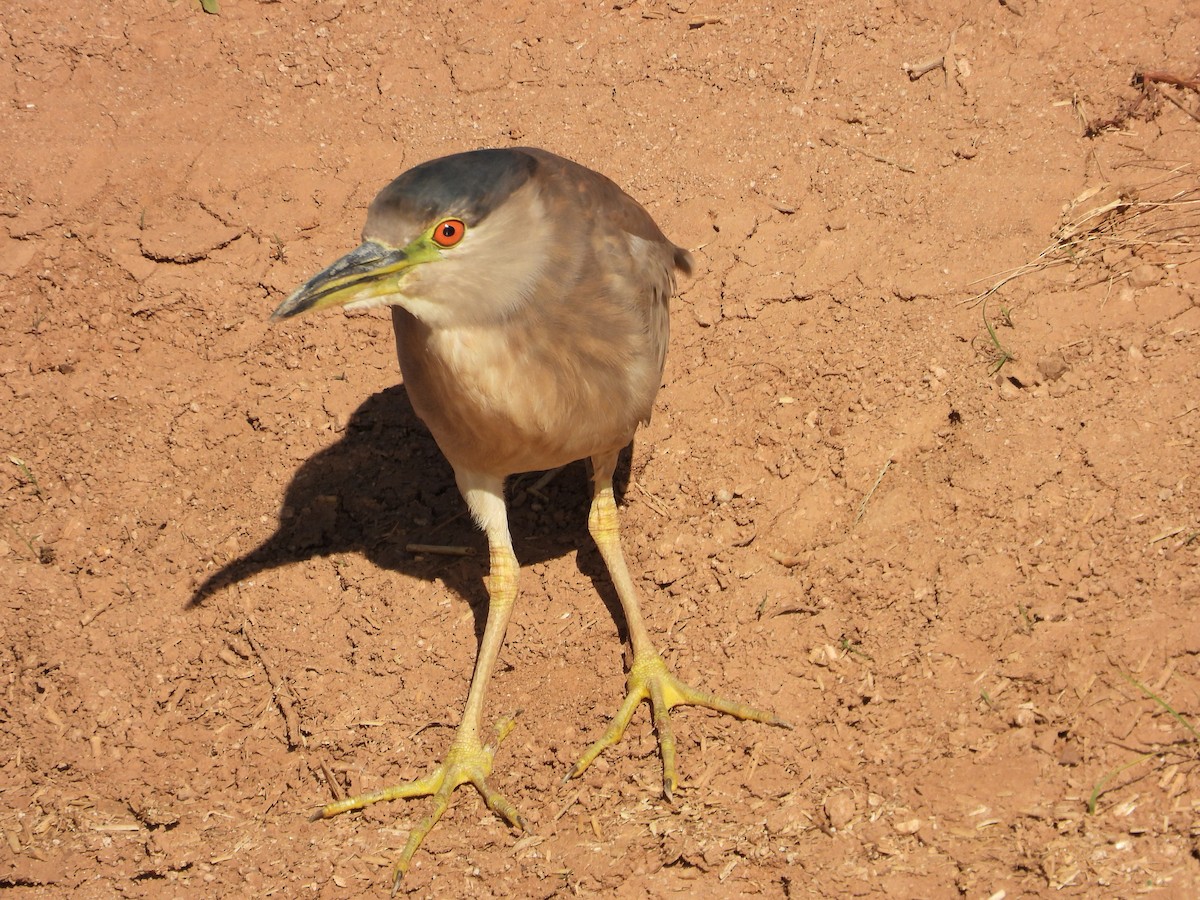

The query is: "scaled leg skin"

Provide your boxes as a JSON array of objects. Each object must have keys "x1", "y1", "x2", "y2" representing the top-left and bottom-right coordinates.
[
  {"x1": 314, "y1": 474, "x2": 526, "y2": 890},
  {"x1": 570, "y1": 451, "x2": 792, "y2": 798}
]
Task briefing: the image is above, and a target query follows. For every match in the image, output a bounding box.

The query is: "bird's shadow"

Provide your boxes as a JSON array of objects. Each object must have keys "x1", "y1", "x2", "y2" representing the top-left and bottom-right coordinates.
[{"x1": 190, "y1": 384, "x2": 633, "y2": 647}]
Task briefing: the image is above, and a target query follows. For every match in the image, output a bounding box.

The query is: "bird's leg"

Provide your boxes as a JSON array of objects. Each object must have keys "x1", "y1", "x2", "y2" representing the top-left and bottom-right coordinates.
[
  {"x1": 570, "y1": 452, "x2": 790, "y2": 799},
  {"x1": 315, "y1": 478, "x2": 526, "y2": 889}
]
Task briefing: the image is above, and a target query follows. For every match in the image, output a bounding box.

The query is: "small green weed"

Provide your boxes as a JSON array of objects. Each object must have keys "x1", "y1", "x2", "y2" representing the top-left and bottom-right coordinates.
[
  {"x1": 982, "y1": 298, "x2": 1015, "y2": 375},
  {"x1": 1087, "y1": 674, "x2": 1199, "y2": 814},
  {"x1": 9, "y1": 456, "x2": 44, "y2": 500}
]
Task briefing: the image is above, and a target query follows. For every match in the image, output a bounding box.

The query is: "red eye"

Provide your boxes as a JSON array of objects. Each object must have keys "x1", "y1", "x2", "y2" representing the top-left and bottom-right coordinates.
[{"x1": 432, "y1": 218, "x2": 465, "y2": 247}]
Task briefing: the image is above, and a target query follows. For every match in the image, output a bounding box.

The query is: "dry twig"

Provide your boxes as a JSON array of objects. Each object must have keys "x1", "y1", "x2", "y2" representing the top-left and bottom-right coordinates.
[
  {"x1": 1086, "y1": 67, "x2": 1200, "y2": 135},
  {"x1": 902, "y1": 27, "x2": 957, "y2": 83},
  {"x1": 854, "y1": 458, "x2": 893, "y2": 526},
  {"x1": 902, "y1": 56, "x2": 945, "y2": 80},
  {"x1": 803, "y1": 26, "x2": 824, "y2": 95},
  {"x1": 243, "y1": 621, "x2": 305, "y2": 749},
  {"x1": 824, "y1": 136, "x2": 915, "y2": 174},
  {"x1": 965, "y1": 164, "x2": 1200, "y2": 305},
  {"x1": 318, "y1": 757, "x2": 346, "y2": 802},
  {"x1": 406, "y1": 543, "x2": 475, "y2": 556}
]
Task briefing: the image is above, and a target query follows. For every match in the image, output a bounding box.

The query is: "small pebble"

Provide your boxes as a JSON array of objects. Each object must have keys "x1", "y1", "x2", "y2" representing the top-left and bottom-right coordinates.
[
  {"x1": 1037, "y1": 352, "x2": 1069, "y2": 382},
  {"x1": 1009, "y1": 707, "x2": 1036, "y2": 728},
  {"x1": 893, "y1": 817, "x2": 922, "y2": 835},
  {"x1": 1058, "y1": 744, "x2": 1083, "y2": 767},
  {"x1": 1127, "y1": 263, "x2": 1162, "y2": 288},
  {"x1": 825, "y1": 792, "x2": 856, "y2": 830}
]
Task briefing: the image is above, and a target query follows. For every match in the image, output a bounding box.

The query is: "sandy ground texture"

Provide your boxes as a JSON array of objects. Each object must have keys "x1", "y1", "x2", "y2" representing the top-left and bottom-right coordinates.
[{"x1": 3, "y1": 0, "x2": 1200, "y2": 896}]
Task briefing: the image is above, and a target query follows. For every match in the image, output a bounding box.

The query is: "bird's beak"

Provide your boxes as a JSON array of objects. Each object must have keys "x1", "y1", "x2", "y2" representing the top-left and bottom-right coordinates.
[{"x1": 271, "y1": 240, "x2": 417, "y2": 320}]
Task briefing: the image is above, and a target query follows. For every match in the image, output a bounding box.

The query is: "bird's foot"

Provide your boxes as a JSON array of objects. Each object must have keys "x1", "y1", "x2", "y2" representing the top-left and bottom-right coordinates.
[
  {"x1": 569, "y1": 650, "x2": 790, "y2": 799},
  {"x1": 314, "y1": 713, "x2": 527, "y2": 891}
]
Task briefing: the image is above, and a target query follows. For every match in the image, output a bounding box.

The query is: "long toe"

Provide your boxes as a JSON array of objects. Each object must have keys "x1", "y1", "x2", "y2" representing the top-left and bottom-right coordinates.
[
  {"x1": 570, "y1": 650, "x2": 789, "y2": 797},
  {"x1": 318, "y1": 714, "x2": 526, "y2": 885}
]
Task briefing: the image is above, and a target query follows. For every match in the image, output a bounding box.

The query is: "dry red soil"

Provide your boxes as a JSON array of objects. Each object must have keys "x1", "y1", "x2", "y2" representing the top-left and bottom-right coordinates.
[{"x1": 4, "y1": 1, "x2": 1200, "y2": 896}]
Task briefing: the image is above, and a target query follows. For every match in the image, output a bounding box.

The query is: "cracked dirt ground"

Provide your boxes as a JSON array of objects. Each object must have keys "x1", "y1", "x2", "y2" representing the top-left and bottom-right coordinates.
[{"x1": 3, "y1": 1, "x2": 1200, "y2": 896}]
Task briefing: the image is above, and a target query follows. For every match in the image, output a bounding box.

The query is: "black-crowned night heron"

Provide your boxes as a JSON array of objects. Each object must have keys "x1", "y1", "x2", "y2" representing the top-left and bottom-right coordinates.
[{"x1": 272, "y1": 147, "x2": 788, "y2": 885}]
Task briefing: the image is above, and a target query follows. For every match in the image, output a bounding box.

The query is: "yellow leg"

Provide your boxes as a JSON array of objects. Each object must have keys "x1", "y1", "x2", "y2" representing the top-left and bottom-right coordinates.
[
  {"x1": 570, "y1": 453, "x2": 791, "y2": 798},
  {"x1": 315, "y1": 477, "x2": 527, "y2": 891}
]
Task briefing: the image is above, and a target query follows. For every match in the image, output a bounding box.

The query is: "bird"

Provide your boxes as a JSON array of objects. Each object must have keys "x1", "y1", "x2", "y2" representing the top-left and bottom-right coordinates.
[{"x1": 271, "y1": 147, "x2": 789, "y2": 886}]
